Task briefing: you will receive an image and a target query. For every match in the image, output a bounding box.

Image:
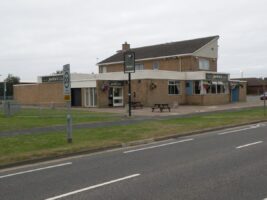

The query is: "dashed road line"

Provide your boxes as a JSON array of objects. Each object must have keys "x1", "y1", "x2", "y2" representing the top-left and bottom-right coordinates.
[
  {"x1": 236, "y1": 141, "x2": 263, "y2": 149},
  {"x1": 0, "y1": 162, "x2": 72, "y2": 179},
  {"x1": 45, "y1": 173, "x2": 140, "y2": 200},
  {"x1": 124, "y1": 138, "x2": 194, "y2": 153}
]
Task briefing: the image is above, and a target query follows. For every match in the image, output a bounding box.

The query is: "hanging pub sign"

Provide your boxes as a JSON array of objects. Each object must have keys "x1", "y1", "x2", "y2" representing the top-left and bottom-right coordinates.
[{"x1": 124, "y1": 51, "x2": 135, "y2": 73}]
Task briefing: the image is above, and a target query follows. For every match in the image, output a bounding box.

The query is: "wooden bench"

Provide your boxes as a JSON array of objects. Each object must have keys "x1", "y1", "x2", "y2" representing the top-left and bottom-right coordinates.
[
  {"x1": 152, "y1": 104, "x2": 171, "y2": 112},
  {"x1": 131, "y1": 101, "x2": 143, "y2": 109}
]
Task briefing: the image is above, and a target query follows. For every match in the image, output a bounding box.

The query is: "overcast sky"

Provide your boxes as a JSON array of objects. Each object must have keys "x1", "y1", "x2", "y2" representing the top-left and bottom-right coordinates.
[{"x1": 0, "y1": 0, "x2": 266, "y2": 82}]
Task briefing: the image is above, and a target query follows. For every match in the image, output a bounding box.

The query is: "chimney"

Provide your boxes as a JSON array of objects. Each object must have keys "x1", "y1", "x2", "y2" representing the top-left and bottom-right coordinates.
[{"x1": 122, "y1": 42, "x2": 130, "y2": 51}]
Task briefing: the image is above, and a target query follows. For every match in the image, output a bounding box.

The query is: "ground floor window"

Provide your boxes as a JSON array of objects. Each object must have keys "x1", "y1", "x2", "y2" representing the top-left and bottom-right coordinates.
[
  {"x1": 168, "y1": 80, "x2": 180, "y2": 95},
  {"x1": 84, "y1": 88, "x2": 97, "y2": 107},
  {"x1": 194, "y1": 81, "x2": 201, "y2": 94},
  {"x1": 205, "y1": 81, "x2": 228, "y2": 94}
]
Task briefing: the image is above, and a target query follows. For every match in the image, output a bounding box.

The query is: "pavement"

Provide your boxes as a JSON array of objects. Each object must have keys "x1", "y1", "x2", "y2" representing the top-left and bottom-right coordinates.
[
  {"x1": 88, "y1": 95, "x2": 266, "y2": 117},
  {"x1": 1, "y1": 122, "x2": 267, "y2": 200}
]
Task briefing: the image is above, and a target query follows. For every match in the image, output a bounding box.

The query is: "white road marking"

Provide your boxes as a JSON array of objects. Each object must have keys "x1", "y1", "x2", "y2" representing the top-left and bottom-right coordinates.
[
  {"x1": 0, "y1": 162, "x2": 72, "y2": 179},
  {"x1": 236, "y1": 141, "x2": 263, "y2": 149},
  {"x1": 45, "y1": 173, "x2": 140, "y2": 200},
  {"x1": 124, "y1": 138, "x2": 194, "y2": 153},
  {"x1": 218, "y1": 127, "x2": 257, "y2": 135}
]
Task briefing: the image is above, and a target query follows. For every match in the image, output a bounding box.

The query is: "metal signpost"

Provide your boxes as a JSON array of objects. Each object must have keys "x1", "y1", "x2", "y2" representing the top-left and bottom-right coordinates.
[
  {"x1": 124, "y1": 51, "x2": 135, "y2": 117},
  {"x1": 264, "y1": 78, "x2": 266, "y2": 116},
  {"x1": 63, "y1": 64, "x2": 72, "y2": 143},
  {"x1": 4, "y1": 81, "x2": 6, "y2": 101}
]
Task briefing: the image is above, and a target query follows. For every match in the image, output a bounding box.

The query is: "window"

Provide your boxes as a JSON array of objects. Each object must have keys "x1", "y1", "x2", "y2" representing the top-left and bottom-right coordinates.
[
  {"x1": 199, "y1": 58, "x2": 210, "y2": 70},
  {"x1": 135, "y1": 63, "x2": 144, "y2": 70},
  {"x1": 152, "y1": 61, "x2": 160, "y2": 70},
  {"x1": 206, "y1": 81, "x2": 228, "y2": 94},
  {"x1": 99, "y1": 66, "x2": 107, "y2": 73},
  {"x1": 84, "y1": 88, "x2": 97, "y2": 107},
  {"x1": 168, "y1": 80, "x2": 180, "y2": 95},
  {"x1": 194, "y1": 81, "x2": 201, "y2": 94}
]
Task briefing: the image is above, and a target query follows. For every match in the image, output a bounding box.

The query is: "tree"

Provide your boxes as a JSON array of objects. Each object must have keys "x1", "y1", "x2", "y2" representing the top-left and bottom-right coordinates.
[
  {"x1": 52, "y1": 70, "x2": 63, "y2": 75},
  {"x1": 3, "y1": 74, "x2": 20, "y2": 97}
]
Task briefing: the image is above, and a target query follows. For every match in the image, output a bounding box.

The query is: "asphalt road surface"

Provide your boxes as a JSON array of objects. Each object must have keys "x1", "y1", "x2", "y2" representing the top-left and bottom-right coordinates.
[{"x1": 1, "y1": 122, "x2": 267, "y2": 200}]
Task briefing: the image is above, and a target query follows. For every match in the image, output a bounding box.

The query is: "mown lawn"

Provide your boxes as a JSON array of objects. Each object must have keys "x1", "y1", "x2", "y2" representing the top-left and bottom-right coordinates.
[
  {"x1": 0, "y1": 108, "x2": 266, "y2": 166},
  {"x1": 0, "y1": 107, "x2": 121, "y2": 131}
]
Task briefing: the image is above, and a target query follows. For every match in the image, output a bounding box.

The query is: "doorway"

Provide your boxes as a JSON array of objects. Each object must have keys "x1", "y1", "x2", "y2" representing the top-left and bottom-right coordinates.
[
  {"x1": 71, "y1": 88, "x2": 82, "y2": 106},
  {"x1": 112, "y1": 87, "x2": 123, "y2": 107},
  {"x1": 231, "y1": 87, "x2": 239, "y2": 102}
]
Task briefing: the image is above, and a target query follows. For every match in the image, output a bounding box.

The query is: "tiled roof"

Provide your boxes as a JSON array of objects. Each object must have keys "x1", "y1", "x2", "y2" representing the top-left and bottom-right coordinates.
[{"x1": 98, "y1": 35, "x2": 219, "y2": 64}]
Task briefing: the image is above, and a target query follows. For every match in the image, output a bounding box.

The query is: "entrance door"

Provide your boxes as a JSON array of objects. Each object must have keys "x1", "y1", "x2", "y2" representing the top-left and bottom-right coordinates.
[
  {"x1": 112, "y1": 87, "x2": 123, "y2": 107},
  {"x1": 71, "y1": 88, "x2": 82, "y2": 106},
  {"x1": 231, "y1": 87, "x2": 239, "y2": 102}
]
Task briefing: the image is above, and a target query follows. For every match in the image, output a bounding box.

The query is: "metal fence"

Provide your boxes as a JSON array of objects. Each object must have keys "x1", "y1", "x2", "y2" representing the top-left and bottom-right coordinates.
[{"x1": 0, "y1": 101, "x2": 68, "y2": 117}]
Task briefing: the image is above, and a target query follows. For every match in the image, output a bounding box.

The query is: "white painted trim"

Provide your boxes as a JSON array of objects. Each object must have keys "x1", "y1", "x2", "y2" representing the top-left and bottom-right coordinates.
[{"x1": 98, "y1": 61, "x2": 123, "y2": 66}]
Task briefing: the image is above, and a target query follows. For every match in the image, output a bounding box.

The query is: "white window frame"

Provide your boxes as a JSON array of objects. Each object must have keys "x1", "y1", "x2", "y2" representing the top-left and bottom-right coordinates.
[
  {"x1": 135, "y1": 63, "x2": 144, "y2": 70},
  {"x1": 84, "y1": 88, "x2": 97, "y2": 107},
  {"x1": 199, "y1": 58, "x2": 210, "y2": 70},
  {"x1": 168, "y1": 80, "x2": 180, "y2": 95}
]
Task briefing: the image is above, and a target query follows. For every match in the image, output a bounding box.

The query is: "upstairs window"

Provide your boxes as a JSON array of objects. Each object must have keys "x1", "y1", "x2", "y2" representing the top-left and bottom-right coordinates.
[
  {"x1": 168, "y1": 80, "x2": 180, "y2": 95},
  {"x1": 152, "y1": 61, "x2": 160, "y2": 70},
  {"x1": 99, "y1": 66, "x2": 107, "y2": 73},
  {"x1": 135, "y1": 63, "x2": 144, "y2": 70},
  {"x1": 199, "y1": 58, "x2": 210, "y2": 70}
]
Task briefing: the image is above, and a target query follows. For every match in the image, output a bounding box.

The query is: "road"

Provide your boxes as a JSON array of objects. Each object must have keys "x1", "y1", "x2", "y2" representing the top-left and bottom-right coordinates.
[{"x1": 0, "y1": 122, "x2": 267, "y2": 200}]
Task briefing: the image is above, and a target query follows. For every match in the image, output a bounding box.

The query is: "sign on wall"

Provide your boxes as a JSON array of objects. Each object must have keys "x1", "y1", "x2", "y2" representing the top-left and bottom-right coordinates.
[
  {"x1": 206, "y1": 73, "x2": 228, "y2": 81},
  {"x1": 41, "y1": 75, "x2": 63, "y2": 83},
  {"x1": 63, "y1": 64, "x2": 71, "y2": 101}
]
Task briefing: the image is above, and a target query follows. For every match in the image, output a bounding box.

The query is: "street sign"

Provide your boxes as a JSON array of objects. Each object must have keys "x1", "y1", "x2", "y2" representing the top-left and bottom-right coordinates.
[
  {"x1": 124, "y1": 51, "x2": 135, "y2": 73},
  {"x1": 63, "y1": 64, "x2": 72, "y2": 143},
  {"x1": 63, "y1": 64, "x2": 71, "y2": 97}
]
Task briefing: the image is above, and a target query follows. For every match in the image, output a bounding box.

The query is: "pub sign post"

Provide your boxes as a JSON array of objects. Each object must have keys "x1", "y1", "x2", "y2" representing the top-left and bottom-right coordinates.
[{"x1": 124, "y1": 51, "x2": 135, "y2": 117}]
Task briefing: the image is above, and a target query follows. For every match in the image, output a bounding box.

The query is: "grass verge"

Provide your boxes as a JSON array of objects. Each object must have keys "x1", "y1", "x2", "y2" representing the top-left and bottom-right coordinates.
[
  {"x1": 0, "y1": 108, "x2": 121, "y2": 131},
  {"x1": 0, "y1": 108, "x2": 266, "y2": 167}
]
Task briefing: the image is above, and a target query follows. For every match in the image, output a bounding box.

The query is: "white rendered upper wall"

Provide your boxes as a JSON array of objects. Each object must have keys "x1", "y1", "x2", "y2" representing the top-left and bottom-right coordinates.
[{"x1": 193, "y1": 38, "x2": 218, "y2": 59}]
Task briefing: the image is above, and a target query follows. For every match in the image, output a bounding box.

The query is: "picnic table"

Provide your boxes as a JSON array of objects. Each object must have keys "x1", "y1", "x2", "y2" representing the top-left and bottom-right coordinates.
[
  {"x1": 131, "y1": 101, "x2": 143, "y2": 109},
  {"x1": 152, "y1": 103, "x2": 171, "y2": 112}
]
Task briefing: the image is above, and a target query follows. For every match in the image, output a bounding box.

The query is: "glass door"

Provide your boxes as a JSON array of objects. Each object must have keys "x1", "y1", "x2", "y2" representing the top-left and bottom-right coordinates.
[{"x1": 112, "y1": 87, "x2": 123, "y2": 107}]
